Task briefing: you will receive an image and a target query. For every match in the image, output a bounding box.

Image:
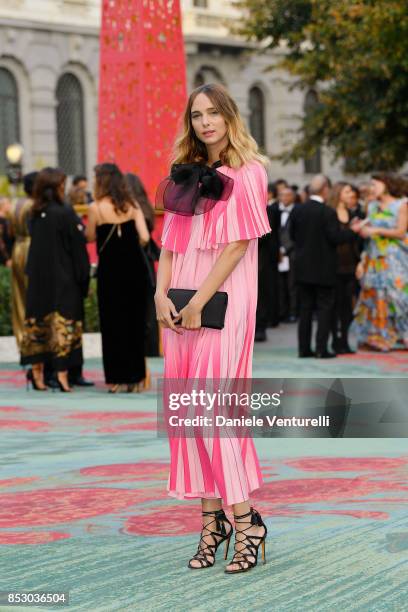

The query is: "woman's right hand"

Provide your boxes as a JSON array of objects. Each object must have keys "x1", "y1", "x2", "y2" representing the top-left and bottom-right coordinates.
[{"x1": 154, "y1": 292, "x2": 183, "y2": 334}]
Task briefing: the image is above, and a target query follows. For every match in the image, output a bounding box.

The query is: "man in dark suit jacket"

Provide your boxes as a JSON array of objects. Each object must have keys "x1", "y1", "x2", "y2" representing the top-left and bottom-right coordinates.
[
  {"x1": 255, "y1": 183, "x2": 281, "y2": 341},
  {"x1": 277, "y1": 186, "x2": 300, "y2": 322},
  {"x1": 290, "y1": 175, "x2": 358, "y2": 358}
]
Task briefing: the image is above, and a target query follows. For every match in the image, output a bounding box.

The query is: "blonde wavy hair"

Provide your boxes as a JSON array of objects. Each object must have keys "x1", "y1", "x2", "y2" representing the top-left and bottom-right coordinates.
[{"x1": 171, "y1": 83, "x2": 269, "y2": 169}]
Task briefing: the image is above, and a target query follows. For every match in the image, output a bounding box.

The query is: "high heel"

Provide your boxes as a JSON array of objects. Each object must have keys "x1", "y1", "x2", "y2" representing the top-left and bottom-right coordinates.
[
  {"x1": 188, "y1": 508, "x2": 233, "y2": 569},
  {"x1": 109, "y1": 384, "x2": 121, "y2": 394},
  {"x1": 224, "y1": 507, "x2": 267, "y2": 574},
  {"x1": 56, "y1": 376, "x2": 72, "y2": 393},
  {"x1": 224, "y1": 531, "x2": 231, "y2": 560},
  {"x1": 127, "y1": 369, "x2": 151, "y2": 393},
  {"x1": 26, "y1": 369, "x2": 47, "y2": 392},
  {"x1": 126, "y1": 383, "x2": 139, "y2": 393}
]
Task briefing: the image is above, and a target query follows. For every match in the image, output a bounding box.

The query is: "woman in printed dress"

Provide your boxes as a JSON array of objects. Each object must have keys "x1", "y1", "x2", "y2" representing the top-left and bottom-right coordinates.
[
  {"x1": 352, "y1": 173, "x2": 408, "y2": 351},
  {"x1": 154, "y1": 84, "x2": 270, "y2": 573},
  {"x1": 8, "y1": 172, "x2": 38, "y2": 349},
  {"x1": 20, "y1": 168, "x2": 90, "y2": 391}
]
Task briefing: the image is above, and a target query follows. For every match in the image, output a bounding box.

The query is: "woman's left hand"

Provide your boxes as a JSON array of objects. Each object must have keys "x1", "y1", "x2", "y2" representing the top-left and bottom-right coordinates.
[
  {"x1": 173, "y1": 301, "x2": 202, "y2": 330},
  {"x1": 359, "y1": 226, "x2": 377, "y2": 238}
]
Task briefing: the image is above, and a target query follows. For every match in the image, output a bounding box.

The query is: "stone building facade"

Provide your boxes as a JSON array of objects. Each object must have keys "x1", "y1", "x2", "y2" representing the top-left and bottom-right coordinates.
[{"x1": 0, "y1": 0, "x2": 351, "y2": 186}]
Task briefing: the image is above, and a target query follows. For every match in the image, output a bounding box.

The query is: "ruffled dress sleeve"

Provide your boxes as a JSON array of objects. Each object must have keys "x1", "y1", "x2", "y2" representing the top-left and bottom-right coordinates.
[
  {"x1": 160, "y1": 211, "x2": 192, "y2": 254},
  {"x1": 196, "y1": 160, "x2": 271, "y2": 250}
]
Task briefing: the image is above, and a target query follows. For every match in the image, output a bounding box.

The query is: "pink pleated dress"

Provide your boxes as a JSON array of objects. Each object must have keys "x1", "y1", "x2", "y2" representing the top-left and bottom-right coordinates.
[{"x1": 161, "y1": 160, "x2": 271, "y2": 506}]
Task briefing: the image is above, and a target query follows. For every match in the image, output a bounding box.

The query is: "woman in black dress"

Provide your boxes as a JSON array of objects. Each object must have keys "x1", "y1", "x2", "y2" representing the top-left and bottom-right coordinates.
[
  {"x1": 329, "y1": 182, "x2": 361, "y2": 353},
  {"x1": 86, "y1": 163, "x2": 150, "y2": 392},
  {"x1": 125, "y1": 172, "x2": 161, "y2": 359},
  {"x1": 20, "y1": 167, "x2": 90, "y2": 392}
]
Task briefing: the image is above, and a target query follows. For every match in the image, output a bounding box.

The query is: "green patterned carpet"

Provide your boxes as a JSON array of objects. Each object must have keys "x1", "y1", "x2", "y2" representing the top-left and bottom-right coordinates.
[{"x1": 0, "y1": 325, "x2": 407, "y2": 612}]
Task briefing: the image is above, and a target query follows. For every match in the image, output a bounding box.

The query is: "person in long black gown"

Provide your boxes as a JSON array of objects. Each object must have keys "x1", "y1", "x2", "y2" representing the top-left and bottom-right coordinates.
[
  {"x1": 20, "y1": 167, "x2": 90, "y2": 392},
  {"x1": 86, "y1": 163, "x2": 150, "y2": 392},
  {"x1": 125, "y1": 172, "x2": 160, "y2": 358}
]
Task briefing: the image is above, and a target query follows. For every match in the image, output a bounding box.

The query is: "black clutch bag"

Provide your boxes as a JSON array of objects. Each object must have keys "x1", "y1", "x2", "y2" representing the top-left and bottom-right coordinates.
[{"x1": 167, "y1": 288, "x2": 228, "y2": 330}]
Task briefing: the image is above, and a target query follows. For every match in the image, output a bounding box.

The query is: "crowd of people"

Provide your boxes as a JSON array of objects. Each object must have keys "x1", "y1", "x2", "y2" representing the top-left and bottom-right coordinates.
[
  {"x1": 256, "y1": 172, "x2": 408, "y2": 356},
  {"x1": 1, "y1": 164, "x2": 407, "y2": 385},
  {"x1": 0, "y1": 166, "x2": 159, "y2": 392}
]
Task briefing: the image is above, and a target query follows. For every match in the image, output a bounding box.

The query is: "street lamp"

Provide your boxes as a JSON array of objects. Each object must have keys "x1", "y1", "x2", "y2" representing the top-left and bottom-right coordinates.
[{"x1": 6, "y1": 143, "x2": 24, "y2": 189}]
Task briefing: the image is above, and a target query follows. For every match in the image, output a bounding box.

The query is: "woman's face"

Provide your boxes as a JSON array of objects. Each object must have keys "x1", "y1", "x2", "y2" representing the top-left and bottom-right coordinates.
[
  {"x1": 340, "y1": 184, "x2": 356, "y2": 208},
  {"x1": 371, "y1": 178, "x2": 386, "y2": 199},
  {"x1": 190, "y1": 93, "x2": 228, "y2": 147}
]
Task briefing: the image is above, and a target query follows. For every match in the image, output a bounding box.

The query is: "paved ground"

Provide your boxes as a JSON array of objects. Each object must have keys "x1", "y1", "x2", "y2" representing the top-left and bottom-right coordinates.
[{"x1": 0, "y1": 324, "x2": 407, "y2": 611}]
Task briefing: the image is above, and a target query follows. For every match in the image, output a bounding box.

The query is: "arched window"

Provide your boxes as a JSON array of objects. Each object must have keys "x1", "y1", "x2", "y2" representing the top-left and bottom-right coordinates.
[
  {"x1": 0, "y1": 68, "x2": 20, "y2": 174},
  {"x1": 56, "y1": 73, "x2": 86, "y2": 175},
  {"x1": 193, "y1": 66, "x2": 225, "y2": 88},
  {"x1": 303, "y1": 90, "x2": 321, "y2": 174},
  {"x1": 194, "y1": 71, "x2": 205, "y2": 88},
  {"x1": 249, "y1": 86, "x2": 265, "y2": 149}
]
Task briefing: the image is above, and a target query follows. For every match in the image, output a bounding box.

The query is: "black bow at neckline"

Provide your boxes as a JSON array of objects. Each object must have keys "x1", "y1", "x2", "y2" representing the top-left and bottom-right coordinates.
[
  {"x1": 170, "y1": 162, "x2": 225, "y2": 201},
  {"x1": 156, "y1": 161, "x2": 234, "y2": 216}
]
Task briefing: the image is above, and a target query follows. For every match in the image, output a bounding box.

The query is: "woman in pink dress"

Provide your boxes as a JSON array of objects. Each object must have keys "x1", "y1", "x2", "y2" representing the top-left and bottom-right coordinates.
[{"x1": 155, "y1": 84, "x2": 270, "y2": 574}]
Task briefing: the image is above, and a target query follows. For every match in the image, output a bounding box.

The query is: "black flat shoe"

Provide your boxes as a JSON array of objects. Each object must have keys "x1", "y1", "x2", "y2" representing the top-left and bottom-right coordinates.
[
  {"x1": 315, "y1": 351, "x2": 337, "y2": 359},
  {"x1": 336, "y1": 345, "x2": 355, "y2": 354},
  {"x1": 255, "y1": 329, "x2": 267, "y2": 342},
  {"x1": 299, "y1": 351, "x2": 316, "y2": 358}
]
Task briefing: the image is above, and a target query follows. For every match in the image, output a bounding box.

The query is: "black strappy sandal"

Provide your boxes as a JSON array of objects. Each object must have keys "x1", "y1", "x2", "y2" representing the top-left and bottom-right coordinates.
[
  {"x1": 225, "y1": 507, "x2": 267, "y2": 574},
  {"x1": 188, "y1": 508, "x2": 233, "y2": 569}
]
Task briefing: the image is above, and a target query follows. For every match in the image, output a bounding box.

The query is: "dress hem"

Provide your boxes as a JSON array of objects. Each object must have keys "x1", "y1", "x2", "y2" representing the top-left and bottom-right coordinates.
[
  {"x1": 20, "y1": 347, "x2": 83, "y2": 372},
  {"x1": 167, "y1": 483, "x2": 262, "y2": 507}
]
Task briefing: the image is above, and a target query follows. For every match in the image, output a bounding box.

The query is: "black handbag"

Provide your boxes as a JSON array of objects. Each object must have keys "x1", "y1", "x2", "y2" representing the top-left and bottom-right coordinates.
[{"x1": 167, "y1": 288, "x2": 228, "y2": 330}]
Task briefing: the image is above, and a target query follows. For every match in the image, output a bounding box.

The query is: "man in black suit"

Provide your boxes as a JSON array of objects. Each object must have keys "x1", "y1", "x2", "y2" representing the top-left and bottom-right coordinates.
[
  {"x1": 277, "y1": 186, "x2": 300, "y2": 323},
  {"x1": 255, "y1": 183, "x2": 281, "y2": 341},
  {"x1": 290, "y1": 175, "x2": 358, "y2": 358}
]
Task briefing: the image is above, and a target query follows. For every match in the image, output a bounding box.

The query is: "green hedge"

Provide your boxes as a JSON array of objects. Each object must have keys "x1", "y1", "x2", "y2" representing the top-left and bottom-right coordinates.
[{"x1": 0, "y1": 266, "x2": 100, "y2": 335}]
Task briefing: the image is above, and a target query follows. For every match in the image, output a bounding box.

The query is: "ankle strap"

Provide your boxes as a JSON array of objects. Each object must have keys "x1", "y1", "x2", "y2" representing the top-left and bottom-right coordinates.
[
  {"x1": 234, "y1": 507, "x2": 264, "y2": 527},
  {"x1": 202, "y1": 509, "x2": 225, "y2": 517},
  {"x1": 201, "y1": 508, "x2": 228, "y2": 537},
  {"x1": 233, "y1": 509, "x2": 252, "y2": 520}
]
